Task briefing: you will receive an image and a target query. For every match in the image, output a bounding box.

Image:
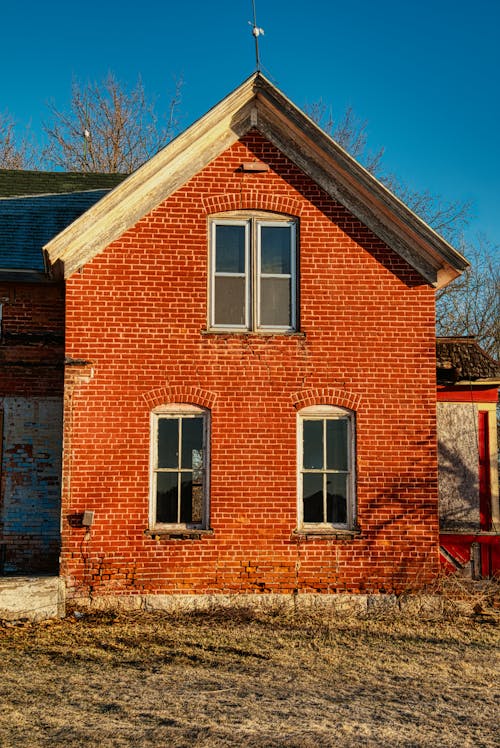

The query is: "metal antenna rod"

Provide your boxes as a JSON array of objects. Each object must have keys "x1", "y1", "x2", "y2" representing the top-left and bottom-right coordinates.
[{"x1": 251, "y1": 0, "x2": 263, "y2": 72}]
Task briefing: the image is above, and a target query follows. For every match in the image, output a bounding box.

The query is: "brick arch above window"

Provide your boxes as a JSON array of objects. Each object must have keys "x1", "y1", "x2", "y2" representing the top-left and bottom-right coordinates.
[
  {"x1": 142, "y1": 386, "x2": 217, "y2": 411},
  {"x1": 291, "y1": 388, "x2": 362, "y2": 412},
  {"x1": 202, "y1": 192, "x2": 303, "y2": 217}
]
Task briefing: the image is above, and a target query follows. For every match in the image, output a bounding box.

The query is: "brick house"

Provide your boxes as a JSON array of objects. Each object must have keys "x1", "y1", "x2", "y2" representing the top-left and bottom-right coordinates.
[{"x1": 40, "y1": 72, "x2": 475, "y2": 604}]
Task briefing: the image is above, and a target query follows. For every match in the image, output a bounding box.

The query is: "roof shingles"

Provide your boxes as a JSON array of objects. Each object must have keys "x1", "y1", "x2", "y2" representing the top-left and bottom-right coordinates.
[
  {"x1": 0, "y1": 191, "x2": 111, "y2": 272},
  {"x1": 436, "y1": 337, "x2": 500, "y2": 383},
  {"x1": 0, "y1": 170, "x2": 126, "y2": 274}
]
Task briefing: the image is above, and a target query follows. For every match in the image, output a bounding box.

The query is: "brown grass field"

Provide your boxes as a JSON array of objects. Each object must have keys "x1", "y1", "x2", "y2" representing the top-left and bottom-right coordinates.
[{"x1": 0, "y1": 590, "x2": 498, "y2": 747}]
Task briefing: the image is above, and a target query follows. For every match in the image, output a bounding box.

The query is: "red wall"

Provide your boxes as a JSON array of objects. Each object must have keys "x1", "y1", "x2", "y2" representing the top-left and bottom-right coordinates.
[
  {"x1": 62, "y1": 131, "x2": 439, "y2": 598},
  {"x1": 0, "y1": 281, "x2": 64, "y2": 396}
]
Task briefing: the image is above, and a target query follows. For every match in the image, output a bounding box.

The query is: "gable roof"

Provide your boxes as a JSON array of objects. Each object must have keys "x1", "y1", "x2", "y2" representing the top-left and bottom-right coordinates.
[
  {"x1": 436, "y1": 337, "x2": 500, "y2": 384},
  {"x1": 44, "y1": 73, "x2": 468, "y2": 286}
]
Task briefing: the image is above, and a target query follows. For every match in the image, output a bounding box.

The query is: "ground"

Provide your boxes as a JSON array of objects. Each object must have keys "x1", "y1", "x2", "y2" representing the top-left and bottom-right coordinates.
[{"x1": 0, "y1": 595, "x2": 498, "y2": 747}]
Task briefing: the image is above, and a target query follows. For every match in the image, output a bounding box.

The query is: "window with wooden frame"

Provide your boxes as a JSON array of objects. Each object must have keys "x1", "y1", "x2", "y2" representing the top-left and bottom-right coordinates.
[
  {"x1": 298, "y1": 405, "x2": 356, "y2": 530},
  {"x1": 209, "y1": 213, "x2": 297, "y2": 332},
  {"x1": 150, "y1": 405, "x2": 209, "y2": 529}
]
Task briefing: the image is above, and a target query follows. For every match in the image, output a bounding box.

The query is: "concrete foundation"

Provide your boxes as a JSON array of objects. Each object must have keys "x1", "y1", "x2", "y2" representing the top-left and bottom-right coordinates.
[
  {"x1": 66, "y1": 591, "x2": 449, "y2": 619},
  {"x1": 0, "y1": 576, "x2": 65, "y2": 620}
]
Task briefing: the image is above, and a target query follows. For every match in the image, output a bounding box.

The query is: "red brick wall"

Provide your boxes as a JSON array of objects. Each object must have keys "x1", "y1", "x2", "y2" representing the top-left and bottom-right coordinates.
[
  {"x1": 0, "y1": 281, "x2": 64, "y2": 396},
  {"x1": 62, "y1": 131, "x2": 439, "y2": 598}
]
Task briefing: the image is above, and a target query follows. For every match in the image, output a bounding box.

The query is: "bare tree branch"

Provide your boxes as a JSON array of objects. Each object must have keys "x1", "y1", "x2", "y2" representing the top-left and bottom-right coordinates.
[
  {"x1": 436, "y1": 237, "x2": 500, "y2": 361},
  {"x1": 381, "y1": 174, "x2": 471, "y2": 245},
  {"x1": 42, "y1": 73, "x2": 183, "y2": 173},
  {"x1": 307, "y1": 96, "x2": 497, "y2": 363},
  {"x1": 306, "y1": 100, "x2": 385, "y2": 175},
  {"x1": 0, "y1": 112, "x2": 37, "y2": 169}
]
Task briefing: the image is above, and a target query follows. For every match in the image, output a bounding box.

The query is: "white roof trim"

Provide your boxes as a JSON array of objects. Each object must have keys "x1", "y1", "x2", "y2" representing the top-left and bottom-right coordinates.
[{"x1": 44, "y1": 73, "x2": 468, "y2": 287}]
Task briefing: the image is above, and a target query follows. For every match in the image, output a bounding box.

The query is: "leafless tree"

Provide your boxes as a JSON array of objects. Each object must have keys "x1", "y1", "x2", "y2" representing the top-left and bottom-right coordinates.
[
  {"x1": 43, "y1": 74, "x2": 182, "y2": 173},
  {"x1": 0, "y1": 112, "x2": 36, "y2": 169},
  {"x1": 381, "y1": 174, "x2": 471, "y2": 246},
  {"x1": 436, "y1": 237, "x2": 499, "y2": 361},
  {"x1": 306, "y1": 100, "x2": 385, "y2": 175},
  {"x1": 307, "y1": 100, "x2": 470, "y2": 245},
  {"x1": 307, "y1": 98, "x2": 500, "y2": 363}
]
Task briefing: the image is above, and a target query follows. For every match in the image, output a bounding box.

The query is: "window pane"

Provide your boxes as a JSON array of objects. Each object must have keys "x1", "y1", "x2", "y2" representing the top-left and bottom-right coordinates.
[
  {"x1": 191, "y1": 479, "x2": 203, "y2": 525},
  {"x1": 303, "y1": 473, "x2": 324, "y2": 522},
  {"x1": 326, "y1": 474, "x2": 347, "y2": 524},
  {"x1": 303, "y1": 420, "x2": 323, "y2": 469},
  {"x1": 214, "y1": 276, "x2": 246, "y2": 325},
  {"x1": 157, "y1": 418, "x2": 178, "y2": 469},
  {"x1": 260, "y1": 226, "x2": 291, "y2": 274},
  {"x1": 176, "y1": 473, "x2": 203, "y2": 525},
  {"x1": 180, "y1": 474, "x2": 194, "y2": 523},
  {"x1": 326, "y1": 419, "x2": 348, "y2": 471},
  {"x1": 181, "y1": 417, "x2": 204, "y2": 469},
  {"x1": 260, "y1": 277, "x2": 291, "y2": 327},
  {"x1": 156, "y1": 472, "x2": 178, "y2": 523},
  {"x1": 215, "y1": 224, "x2": 245, "y2": 273}
]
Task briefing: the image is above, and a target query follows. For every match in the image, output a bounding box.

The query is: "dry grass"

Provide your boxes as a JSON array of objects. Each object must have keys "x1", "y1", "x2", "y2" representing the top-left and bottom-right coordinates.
[{"x1": 0, "y1": 598, "x2": 498, "y2": 747}]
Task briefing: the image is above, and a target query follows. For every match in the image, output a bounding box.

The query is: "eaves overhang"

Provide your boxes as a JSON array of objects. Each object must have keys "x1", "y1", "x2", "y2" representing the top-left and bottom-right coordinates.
[{"x1": 44, "y1": 73, "x2": 469, "y2": 287}]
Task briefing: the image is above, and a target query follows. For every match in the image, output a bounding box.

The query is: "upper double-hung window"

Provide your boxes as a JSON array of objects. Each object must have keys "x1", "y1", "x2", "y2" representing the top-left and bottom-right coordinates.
[{"x1": 210, "y1": 215, "x2": 297, "y2": 332}]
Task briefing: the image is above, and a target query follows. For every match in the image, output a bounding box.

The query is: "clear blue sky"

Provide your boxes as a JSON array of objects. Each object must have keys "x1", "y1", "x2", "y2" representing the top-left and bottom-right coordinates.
[{"x1": 2, "y1": 0, "x2": 499, "y2": 248}]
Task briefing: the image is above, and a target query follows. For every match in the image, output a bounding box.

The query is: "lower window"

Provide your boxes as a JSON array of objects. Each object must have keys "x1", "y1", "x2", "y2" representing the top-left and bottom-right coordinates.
[
  {"x1": 298, "y1": 405, "x2": 355, "y2": 529},
  {"x1": 150, "y1": 405, "x2": 209, "y2": 529}
]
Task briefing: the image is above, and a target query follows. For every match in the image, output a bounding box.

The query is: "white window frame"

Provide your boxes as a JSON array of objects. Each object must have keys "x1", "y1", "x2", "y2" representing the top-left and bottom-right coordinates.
[
  {"x1": 210, "y1": 219, "x2": 250, "y2": 331},
  {"x1": 149, "y1": 404, "x2": 210, "y2": 530},
  {"x1": 209, "y1": 214, "x2": 297, "y2": 332},
  {"x1": 297, "y1": 405, "x2": 356, "y2": 530}
]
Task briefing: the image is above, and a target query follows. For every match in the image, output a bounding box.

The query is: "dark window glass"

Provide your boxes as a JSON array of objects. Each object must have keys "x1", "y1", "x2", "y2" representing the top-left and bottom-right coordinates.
[
  {"x1": 180, "y1": 475, "x2": 194, "y2": 523},
  {"x1": 260, "y1": 277, "x2": 291, "y2": 327},
  {"x1": 214, "y1": 277, "x2": 246, "y2": 325},
  {"x1": 326, "y1": 419, "x2": 348, "y2": 471},
  {"x1": 303, "y1": 420, "x2": 323, "y2": 469},
  {"x1": 303, "y1": 474, "x2": 324, "y2": 522},
  {"x1": 155, "y1": 414, "x2": 206, "y2": 526},
  {"x1": 326, "y1": 474, "x2": 347, "y2": 524},
  {"x1": 301, "y1": 414, "x2": 352, "y2": 526},
  {"x1": 260, "y1": 226, "x2": 291, "y2": 274},
  {"x1": 157, "y1": 418, "x2": 178, "y2": 469},
  {"x1": 181, "y1": 417, "x2": 204, "y2": 469},
  {"x1": 156, "y1": 472, "x2": 178, "y2": 523},
  {"x1": 215, "y1": 225, "x2": 245, "y2": 273}
]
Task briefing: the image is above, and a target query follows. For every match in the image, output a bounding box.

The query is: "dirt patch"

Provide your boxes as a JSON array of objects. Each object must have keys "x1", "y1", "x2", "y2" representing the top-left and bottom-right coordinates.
[{"x1": 0, "y1": 605, "x2": 498, "y2": 747}]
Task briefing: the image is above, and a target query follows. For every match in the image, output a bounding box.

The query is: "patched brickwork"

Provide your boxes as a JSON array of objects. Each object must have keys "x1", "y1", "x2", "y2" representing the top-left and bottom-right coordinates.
[
  {"x1": 0, "y1": 397, "x2": 62, "y2": 573},
  {"x1": 61, "y1": 131, "x2": 439, "y2": 599},
  {"x1": 0, "y1": 281, "x2": 64, "y2": 572}
]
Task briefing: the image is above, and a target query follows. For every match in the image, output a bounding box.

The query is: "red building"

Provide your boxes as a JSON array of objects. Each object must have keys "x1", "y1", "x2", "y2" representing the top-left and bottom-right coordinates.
[
  {"x1": 41, "y1": 74, "x2": 472, "y2": 604},
  {"x1": 436, "y1": 337, "x2": 500, "y2": 577}
]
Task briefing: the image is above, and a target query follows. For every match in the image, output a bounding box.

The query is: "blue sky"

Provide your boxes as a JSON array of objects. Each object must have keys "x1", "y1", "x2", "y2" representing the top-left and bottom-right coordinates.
[{"x1": 2, "y1": 0, "x2": 499, "y2": 248}]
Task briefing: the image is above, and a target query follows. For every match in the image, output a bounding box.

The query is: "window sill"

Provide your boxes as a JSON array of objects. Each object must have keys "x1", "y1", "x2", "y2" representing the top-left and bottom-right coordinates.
[
  {"x1": 145, "y1": 528, "x2": 214, "y2": 540},
  {"x1": 292, "y1": 527, "x2": 361, "y2": 541},
  {"x1": 201, "y1": 329, "x2": 306, "y2": 338}
]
